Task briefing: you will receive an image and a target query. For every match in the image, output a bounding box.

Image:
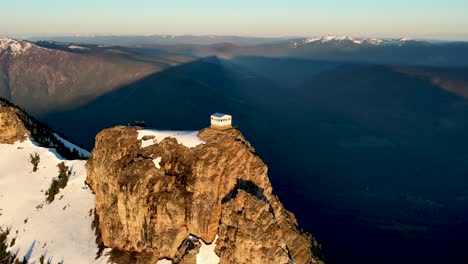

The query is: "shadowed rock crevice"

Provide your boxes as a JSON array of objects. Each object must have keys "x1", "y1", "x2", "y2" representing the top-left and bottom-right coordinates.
[{"x1": 222, "y1": 179, "x2": 269, "y2": 204}]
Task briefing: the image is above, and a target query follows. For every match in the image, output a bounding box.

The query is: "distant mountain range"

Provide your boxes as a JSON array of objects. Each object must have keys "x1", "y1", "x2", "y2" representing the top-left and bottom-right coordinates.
[
  {"x1": 22, "y1": 34, "x2": 468, "y2": 66},
  {"x1": 26, "y1": 35, "x2": 289, "y2": 46},
  {"x1": 25, "y1": 34, "x2": 456, "y2": 46},
  {"x1": 2, "y1": 35, "x2": 468, "y2": 263},
  {"x1": 289, "y1": 35, "x2": 418, "y2": 47},
  {"x1": 147, "y1": 37, "x2": 468, "y2": 66},
  {"x1": 2, "y1": 36, "x2": 468, "y2": 116}
]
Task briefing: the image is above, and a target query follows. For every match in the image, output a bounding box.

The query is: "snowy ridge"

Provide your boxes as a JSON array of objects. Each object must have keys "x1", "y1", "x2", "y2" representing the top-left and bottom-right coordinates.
[
  {"x1": 290, "y1": 35, "x2": 413, "y2": 47},
  {"x1": 137, "y1": 129, "x2": 205, "y2": 148},
  {"x1": 53, "y1": 133, "x2": 91, "y2": 157},
  {"x1": 0, "y1": 138, "x2": 108, "y2": 263},
  {"x1": 0, "y1": 37, "x2": 60, "y2": 55},
  {"x1": 0, "y1": 38, "x2": 33, "y2": 55}
]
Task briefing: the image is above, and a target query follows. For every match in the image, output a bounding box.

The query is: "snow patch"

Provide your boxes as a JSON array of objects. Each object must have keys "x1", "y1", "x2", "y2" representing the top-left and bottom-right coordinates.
[
  {"x1": 196, "y1": 235, "x2": 220, "y2": 264},
  {"x1": 368, "y1": 38, "x2": 384, "y2": 45},
  {"x1": 156, "y1": 259, "x2": 173, "y2": 264},
  {"x1": 53, "y1": 133, "x2": 91, "y2": 157},
  {"x1": 304, "y1": 37, "x2": 322, "y2": 43},
  {"x1": 0, "y1": 139, "x2": 108, "y2": 263},
  {"x1": 137, "y1": 129, "x2": 205, "y2": 148},
  {"x1": 68, "y1": 45, "x2": 90, "y2": 50},
  {"x1": 153, "y1": 157, "x2": 162, "y2": 169}
]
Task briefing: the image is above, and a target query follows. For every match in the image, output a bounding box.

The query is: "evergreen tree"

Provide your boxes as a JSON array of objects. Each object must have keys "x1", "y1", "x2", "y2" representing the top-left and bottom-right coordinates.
[{"x1": 29, "y1": 153, "x2": 40, "y2": 172}]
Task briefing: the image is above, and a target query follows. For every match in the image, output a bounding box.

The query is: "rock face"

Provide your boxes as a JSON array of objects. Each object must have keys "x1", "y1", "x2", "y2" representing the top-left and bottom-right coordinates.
[
  {"x1": 0, "y1": 99, "x2": 31, "y2": 143},
  {"x1": 86, "y1": 126, "x2": 324, "y2": 264}
]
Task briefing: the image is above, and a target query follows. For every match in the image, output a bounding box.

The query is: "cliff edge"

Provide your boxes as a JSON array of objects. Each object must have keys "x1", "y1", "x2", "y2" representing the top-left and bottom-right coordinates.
[
  {"x1": 0, "y1": 99, "x2": 31, "y2": 143},
  {"x1": 86, "y1": 126, "x2": 324, "y2": 264}
]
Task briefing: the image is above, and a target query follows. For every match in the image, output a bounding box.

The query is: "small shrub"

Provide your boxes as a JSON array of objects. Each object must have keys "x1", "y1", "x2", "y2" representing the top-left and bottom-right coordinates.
[
  {"x1": 9, "y1": 237, "x2": 15, "y2": 247},
  {"x1": 45, "y1": 179, "x2": 60, "y2": 203},
  {"x1": 30, "y1": 153, "x2": 40, "y2": 172},
  {"x1": 38, "y1": 254, "x2": 52, "y2": 264},
  {"x1": 57, "y1": 162, "x2": 69, "y2": 189}
]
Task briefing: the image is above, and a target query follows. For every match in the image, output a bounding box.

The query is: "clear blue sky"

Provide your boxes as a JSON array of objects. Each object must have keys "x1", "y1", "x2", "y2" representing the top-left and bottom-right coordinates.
[{"x1": 1, "y1": 0, "x2": 467, "y2": 40}]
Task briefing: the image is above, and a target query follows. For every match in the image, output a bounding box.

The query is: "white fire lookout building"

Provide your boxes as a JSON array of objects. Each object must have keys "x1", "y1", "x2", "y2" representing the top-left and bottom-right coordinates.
[{"x1": 210, "y1": 113, "x2": 232, "y2": 129}]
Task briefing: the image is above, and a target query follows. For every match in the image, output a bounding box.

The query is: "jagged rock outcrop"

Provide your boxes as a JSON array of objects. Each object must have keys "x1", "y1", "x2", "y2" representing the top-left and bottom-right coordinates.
[
  {"x1": 0, "y1": 99, "x2": 31, "y2": 143},
  {"x1": 0, "y1": 98, "x2": 87, "y2": 159},
  {"x1": 86, "y1": 126, "x2": 324, "y2": 264}
]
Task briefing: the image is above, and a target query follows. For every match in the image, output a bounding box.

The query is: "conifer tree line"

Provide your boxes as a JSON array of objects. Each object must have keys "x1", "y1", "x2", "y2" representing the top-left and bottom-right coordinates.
[{"x1": 1, "y1": 98, "x2": 87, "y2": 160}]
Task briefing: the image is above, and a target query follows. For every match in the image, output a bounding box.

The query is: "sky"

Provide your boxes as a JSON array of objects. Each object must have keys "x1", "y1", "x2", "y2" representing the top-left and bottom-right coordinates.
[{"x1": 1, "y1": 0, "x2": 468, "y2": 40}]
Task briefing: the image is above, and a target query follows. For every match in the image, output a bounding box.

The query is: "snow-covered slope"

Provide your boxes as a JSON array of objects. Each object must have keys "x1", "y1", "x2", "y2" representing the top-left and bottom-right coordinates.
[{"x1": 0, "y1": 138, "x2": 108, "y2": 263}]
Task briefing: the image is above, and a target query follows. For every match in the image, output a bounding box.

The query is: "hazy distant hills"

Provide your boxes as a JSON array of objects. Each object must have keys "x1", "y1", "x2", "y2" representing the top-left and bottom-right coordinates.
[
  {"x1": 151, "y1": 39, "x2": 468, "y2": 66},
  {"x1": 0, "y1": 38, "x2": 193, "y2": 114},
  {"x1": 391, "y1": 65, "x2": 468, "y2": 98},
  {"x1": 27, "y1": 35, "x2": 468, "y2": 66},
  {"x1": 27, "y1": 35, "x2": 288, "y2": 46}
]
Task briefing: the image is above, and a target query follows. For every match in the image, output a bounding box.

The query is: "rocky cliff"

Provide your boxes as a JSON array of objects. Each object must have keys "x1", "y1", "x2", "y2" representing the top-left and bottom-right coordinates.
[
  {"x1": 86, "y1": 126, "x2": 324, "y2": 264},
  {"x1": 0, "y1": 98, "x2": 87, "y2": 159},
  {"x1": 0, "y1": 99, "x2": 31, "y2": 143}
]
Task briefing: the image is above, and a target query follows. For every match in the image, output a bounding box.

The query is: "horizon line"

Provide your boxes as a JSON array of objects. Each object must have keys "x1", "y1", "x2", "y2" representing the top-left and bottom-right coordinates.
[{"x1": 2, "y1": 33, "x2": 468, "y2": 43}]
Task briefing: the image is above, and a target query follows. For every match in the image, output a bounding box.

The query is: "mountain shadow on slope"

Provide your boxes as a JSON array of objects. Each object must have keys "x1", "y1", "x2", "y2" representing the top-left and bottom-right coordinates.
[
  {"x1": 40, "y1": 56, "x2": 325, "y2": 148},
  {"x1": 39, "y1": 57, "x2": 468, "y2": 264}
]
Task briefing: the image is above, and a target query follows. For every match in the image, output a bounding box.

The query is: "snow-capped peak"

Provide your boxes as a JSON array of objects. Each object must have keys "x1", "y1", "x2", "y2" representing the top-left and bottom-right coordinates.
[
  {"x1": 0, "y1": 38, "x2": 33, "y2": 55},
  {"x1": 368, "y1": 38, "x2": 384, "y2": 45},
  {"x1": 290, "y1": 35, "x2": 388, "y2": 47}
]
